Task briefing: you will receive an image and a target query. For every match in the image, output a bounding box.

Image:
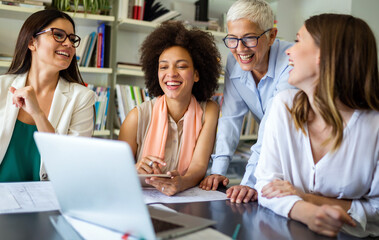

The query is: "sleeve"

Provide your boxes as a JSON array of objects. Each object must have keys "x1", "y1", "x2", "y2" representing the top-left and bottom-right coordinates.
[
  {"x1": 345, "y1": 145, "x2": 379, "y2": 237},
  {"x1": 67, "y1": 89, "x2": 96, "y2": 137},
  {"x1": 241, "y1": 62, "x2": 294, "y2": 187},
  {"x1": 254, "y1": 94, "x2": 302, "y2": 218},
  {"x1": 210, "y1": 54, "x2": 249, "y2": 176}
]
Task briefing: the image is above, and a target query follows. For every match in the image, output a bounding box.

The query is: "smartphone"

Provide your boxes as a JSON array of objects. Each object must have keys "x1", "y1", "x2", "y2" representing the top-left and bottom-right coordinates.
[{"x1": 138, "y1": 174, "x2": 171, "y2": 188}]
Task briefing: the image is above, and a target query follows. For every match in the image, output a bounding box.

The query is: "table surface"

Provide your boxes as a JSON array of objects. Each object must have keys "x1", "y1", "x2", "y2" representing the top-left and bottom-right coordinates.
[{"x1": 0, "y1": 200, "x2": 376, "y2": 240}]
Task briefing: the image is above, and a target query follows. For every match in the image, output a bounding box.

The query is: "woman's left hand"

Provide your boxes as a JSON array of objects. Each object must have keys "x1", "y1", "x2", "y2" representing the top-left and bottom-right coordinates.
[
  {"x1": 261, "y1": 179, "x2": 305, "y2": 199},
  {"x1": 146, "y1": 170, "x2": 182, "y2": 196}
]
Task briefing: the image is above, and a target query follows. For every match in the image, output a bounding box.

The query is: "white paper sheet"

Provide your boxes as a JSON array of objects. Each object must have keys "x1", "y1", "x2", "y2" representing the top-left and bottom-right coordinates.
[
  {"x1": 0, "y1": 181, "x2": 60, "y2": 214},
  {"x1": 143, "y1": 187, "x2": 228, "y2": 204}
]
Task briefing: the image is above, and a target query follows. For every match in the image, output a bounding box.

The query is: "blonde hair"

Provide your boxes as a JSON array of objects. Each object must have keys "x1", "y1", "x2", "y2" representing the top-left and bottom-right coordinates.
[{"x1": 288, "y1": 14, "x2": 379, "y2": 150}]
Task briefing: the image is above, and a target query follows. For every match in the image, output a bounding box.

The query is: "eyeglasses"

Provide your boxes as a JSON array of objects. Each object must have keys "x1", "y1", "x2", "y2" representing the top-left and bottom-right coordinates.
[
  {"x1": 34, "y1": 28, "x2": 81, "y2": 48},
  {"x1": 223, "y1": 28, "x2": 272, "y2": 49}
]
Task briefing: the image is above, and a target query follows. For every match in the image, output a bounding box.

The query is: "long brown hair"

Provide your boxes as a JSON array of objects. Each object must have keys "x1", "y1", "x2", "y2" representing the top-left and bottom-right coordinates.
[
  {"x1": 7, "y1": 9, "x2": 84, "y2": 85},
  {"x1": 289, "y1": 14, "x2": 379, "y2": 150}
]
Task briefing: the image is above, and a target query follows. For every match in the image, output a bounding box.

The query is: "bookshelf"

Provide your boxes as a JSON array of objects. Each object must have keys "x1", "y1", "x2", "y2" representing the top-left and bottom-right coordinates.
[
  {"x1": 0, "y1": 2, "x2": 257, "y2": 141},
  {"x1": 0, "y1": 5, "x2": 115, "y2": 137}
]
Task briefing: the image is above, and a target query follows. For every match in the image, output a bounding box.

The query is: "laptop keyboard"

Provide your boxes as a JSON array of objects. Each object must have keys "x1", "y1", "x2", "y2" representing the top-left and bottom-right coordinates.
[{"x1": 151, "y1": 217, "x2": 183, "y2": 233}]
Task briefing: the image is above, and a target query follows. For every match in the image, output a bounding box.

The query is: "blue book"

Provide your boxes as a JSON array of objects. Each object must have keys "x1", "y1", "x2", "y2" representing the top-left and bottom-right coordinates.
[
  {"x1": 83, "y1": 32, "x2": 97, "y2": 67},
  {"x1": 97, "y1": 23, "x2": 106, "y2": 68}
]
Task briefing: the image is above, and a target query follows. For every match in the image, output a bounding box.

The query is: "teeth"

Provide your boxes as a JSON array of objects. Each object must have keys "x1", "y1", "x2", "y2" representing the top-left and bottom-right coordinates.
[
  {"x1": 288, "y1": 60, "x2": 294, "y2": 67},
  {"x1": 167, "y1": 82, "x2": 181, "y2": 86},
  {"x1": 240, "y1": 54, "x2": 253, "y2": 60},
  {"x1": 56, "y1": 51, "x2": 69, "y2": 57}
]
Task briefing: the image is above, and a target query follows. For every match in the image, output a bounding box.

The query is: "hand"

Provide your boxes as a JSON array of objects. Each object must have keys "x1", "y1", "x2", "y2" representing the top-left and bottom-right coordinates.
[
  {"x1": 226, "y1": 185, "x2": 257, "y2": 203},
  {"x1": 199, "y1": 174, "x2": 229, "y2": 191},
  {"x1": 9, "y1": 86, "x2": 42, "y2": 116},
  {"x1": 304, "y1": 205, "x2": 356, "y2": 237},
  {"x1": 146, "y1": 170, "x2": 182, "y2": 196},
  {"x1": 261, "y1": 179, "x2": 304, "y2": 199},
  {"x1": 135, "y1": 156, "x2": 166, "y2": 174}
]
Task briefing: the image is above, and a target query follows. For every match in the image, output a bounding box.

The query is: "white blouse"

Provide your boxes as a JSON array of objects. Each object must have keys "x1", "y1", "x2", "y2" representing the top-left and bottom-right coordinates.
[{"x1": 254, "y1": 89, "x2": 379, "y2": 237}]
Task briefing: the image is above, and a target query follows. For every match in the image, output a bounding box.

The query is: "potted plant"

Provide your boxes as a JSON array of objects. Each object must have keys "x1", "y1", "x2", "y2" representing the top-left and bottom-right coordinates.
[{"x1": 52, "y1": 0, "x2": 111, "y2": 15}]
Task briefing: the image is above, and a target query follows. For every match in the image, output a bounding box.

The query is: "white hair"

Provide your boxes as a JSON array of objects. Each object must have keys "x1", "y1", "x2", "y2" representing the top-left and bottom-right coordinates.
[{"x1": 227, "y1": 0, "x2": 274, "y2": 33}]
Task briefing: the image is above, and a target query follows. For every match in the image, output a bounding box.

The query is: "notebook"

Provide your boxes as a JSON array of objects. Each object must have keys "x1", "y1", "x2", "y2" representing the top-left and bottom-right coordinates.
[{"x1": 33, "y1": 132, "x2": 215, "y2": 240}]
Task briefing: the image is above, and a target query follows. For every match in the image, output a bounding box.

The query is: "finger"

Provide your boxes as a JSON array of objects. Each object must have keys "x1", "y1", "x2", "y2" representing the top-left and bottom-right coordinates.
[
  {"x1": 139, "y1": 162, "x2": 154, "y2": 174},
  {"x1": 202, "y1": 176, "x2": 214, "y2": 190},
  {"x1": 327, "y1": 206, "x2": 356, "y2": 227},
  {"x1": 223, "y1": 177, "x2": 229, "y2": 186},
  {"x1": 9, "y1": 87, "x2": 16, "y2": 94},
  {"x1": 261, "y1": 182, "x2": 273, "y2": 192},
  {"x1": 199, "y1": 178, "x2": 205, "y2": 188},
  {"x1": 226, "y1": 186, "x2": 234, "y2": 198},
  {"x1": 243, "y1": 189, "x2": 257, "y2": 203},
  {"x1": 235, "y1": 188, "x2": 248, "y2": 203},
  {"x1": 211, "y1": 177, "x2": 220, "y2": 191},
  {"x1": 230, "y1": 188, "x2": 241, "y2": 203},
  {"x1": 146, "y1": 156, "x2": 166, "y2": 166},
  {"x1": 167, "y1": 170, "x2": 179, "y2": 177},
  {"x1": 152, "y1": 163, "x2": 162, "y2": 174}
]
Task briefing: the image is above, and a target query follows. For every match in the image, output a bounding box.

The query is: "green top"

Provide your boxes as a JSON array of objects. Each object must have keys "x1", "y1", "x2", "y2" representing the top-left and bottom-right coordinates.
[{"x1": 0, "y1": 119, "x2": 41, "y2": 182}]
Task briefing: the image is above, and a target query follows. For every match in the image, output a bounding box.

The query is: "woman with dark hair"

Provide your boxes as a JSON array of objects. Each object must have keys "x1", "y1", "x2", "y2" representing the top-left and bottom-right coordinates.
[
  {"x1": 118, "y1": 21, "x2": 221, "y2": 196},
  {"x1": 0, "y1": 10, "x2": 95, "y2": 182},
  {"x1": 254, "y1": 14, "x2": 379, "y2": 237}
]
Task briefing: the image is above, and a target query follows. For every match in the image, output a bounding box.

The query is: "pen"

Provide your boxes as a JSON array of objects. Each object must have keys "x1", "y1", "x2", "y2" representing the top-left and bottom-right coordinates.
[{"x1": 232, "y1": 223, "x2": 241, "y2": 240}]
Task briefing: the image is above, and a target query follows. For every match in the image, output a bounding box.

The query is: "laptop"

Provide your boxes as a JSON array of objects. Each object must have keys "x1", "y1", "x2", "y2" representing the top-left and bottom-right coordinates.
[{"x1": 33, "y1": 132, "x2": 215, "y2": 240}]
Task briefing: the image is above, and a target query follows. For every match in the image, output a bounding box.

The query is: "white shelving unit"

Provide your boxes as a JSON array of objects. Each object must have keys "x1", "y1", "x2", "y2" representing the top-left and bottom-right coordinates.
[
  {"x1": 0, "y1": 5, "x2": 114, "y2": 137},
  {"x1": 0, "y1": 4, "x2": 257, "y2": 141}
]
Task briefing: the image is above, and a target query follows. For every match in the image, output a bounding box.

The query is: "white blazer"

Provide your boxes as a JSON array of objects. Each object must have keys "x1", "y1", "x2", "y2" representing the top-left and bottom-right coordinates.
[{"x1": 0, "y1": 72, "x2": 96, "y2": 180}]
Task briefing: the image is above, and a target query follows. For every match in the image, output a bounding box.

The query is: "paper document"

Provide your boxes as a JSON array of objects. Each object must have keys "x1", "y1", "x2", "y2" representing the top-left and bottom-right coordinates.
[
  {"x1": 174, "y1": 228, "x2": 232, "y2": 240},
  {"x1": 143, "y1": 187, "x2": 228, "y2": 204},
  {"x1": 0, "y1": 181, "x2": 59, "y2": 214}
]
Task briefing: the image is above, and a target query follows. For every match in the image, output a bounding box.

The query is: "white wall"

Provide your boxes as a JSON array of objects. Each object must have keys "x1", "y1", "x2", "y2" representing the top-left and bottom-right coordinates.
[
  {"x1": 351, "y1": 0, "x2": 379, "y2": 59},
  {"x1": 277, "y1": 0, "x2": 353, "y2": 41},
  {"x1": 276, "y1": 0, "x2": 378, "y2": 58}
]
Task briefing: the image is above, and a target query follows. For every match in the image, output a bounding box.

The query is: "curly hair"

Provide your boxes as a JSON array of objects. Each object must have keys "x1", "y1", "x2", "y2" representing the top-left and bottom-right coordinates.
[{"x1": 139, "y1": 21, "x2": 221, "y2": 101}]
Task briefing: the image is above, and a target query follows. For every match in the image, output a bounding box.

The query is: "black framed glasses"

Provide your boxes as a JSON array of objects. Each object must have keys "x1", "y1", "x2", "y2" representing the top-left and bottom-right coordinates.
[
  {"x1": 223, "y1": 28, "x2": 272, "y2": 49},
  {"x1": 34, "y1": 28, "x2": 81, "y2": 48}
]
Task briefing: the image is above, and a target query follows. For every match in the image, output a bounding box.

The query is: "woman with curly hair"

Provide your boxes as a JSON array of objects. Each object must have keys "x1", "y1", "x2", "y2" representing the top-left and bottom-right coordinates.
[{"x1": 118, "y1": 21, "x2": 221, "y2": 196}]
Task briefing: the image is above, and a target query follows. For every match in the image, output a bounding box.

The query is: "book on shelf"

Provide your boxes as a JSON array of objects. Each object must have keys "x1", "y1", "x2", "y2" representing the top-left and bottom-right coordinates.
[
  {"x1": 132, "y1": 0, "x2": 145, "y2": 20},
  {"x1": 75, "y1": 34, "x2": 89, "y2": 65},
  {"x1": 151, "y1": 10, "x2": 180, "y2": 23},
  {"x1": 87, "y1": 85, "x2": 110, "y2": 131},
  {"x1": 80, "y1": 32, "x2": 97, "y2": 67},
  {"x1": 115, "y1": 84, "x2": 150, "y2": 124},
  {"x1": 117, "y1": 62, "x2": 142, "y2": 71},
  {"x1": 103, "y1": 24, "x2": 111, "y2": 68},
  {"x1": 96, "y1": 23, "x2": 105, "y2": 68}
]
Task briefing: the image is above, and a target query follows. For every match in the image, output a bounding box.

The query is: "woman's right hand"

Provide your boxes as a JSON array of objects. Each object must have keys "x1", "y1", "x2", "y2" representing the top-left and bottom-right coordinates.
[
  {"x1": 135, "y1": 156, "x2": 166, "y2": 174},
  {"x1": 300, "y1": 204, "x2": 356, "y2": 237},
  {"x1": 9, "y1": 86, "x2": 42, "y2": 117}
]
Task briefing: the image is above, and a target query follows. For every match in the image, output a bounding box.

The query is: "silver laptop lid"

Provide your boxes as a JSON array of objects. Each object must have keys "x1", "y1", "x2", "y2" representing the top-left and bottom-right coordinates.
[{"x1": 34, "y1": 132, "x2": 155, "y2": 240}]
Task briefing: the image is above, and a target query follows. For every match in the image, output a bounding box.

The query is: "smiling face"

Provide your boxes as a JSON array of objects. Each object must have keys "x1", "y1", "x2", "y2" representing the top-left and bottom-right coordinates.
[
  {"x1": 29, "y1": 18, "x2": 76, "y2": 72},
  {"x1": 226, "y1": 18, "x2": 275, "y2": 75},
  {"x1": 286, "y1": 25, "x2": 320, "y2": 93},
  {"x1": 158, "y1": 46, "x2": 199, "y2": 101}
]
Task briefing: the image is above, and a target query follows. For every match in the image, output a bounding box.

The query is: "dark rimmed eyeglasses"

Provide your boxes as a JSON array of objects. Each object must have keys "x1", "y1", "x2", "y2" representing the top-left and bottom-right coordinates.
[
  {"x1": 223, "y1": 28, "x2": 272, "y2": 49},
  {"x1": 34, "y1": 28, "x2": 81, "y2": 48}
]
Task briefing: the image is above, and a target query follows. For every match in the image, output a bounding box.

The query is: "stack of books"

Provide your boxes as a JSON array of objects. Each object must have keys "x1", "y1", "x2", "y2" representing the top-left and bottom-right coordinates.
[
  {"x1": 115, "y1": 84, "x2": 150, "y2": 125},
  {"x1": 76, "y1": 23, "x2": 111, "y2": 68},
  {"x1": 0, "y1": 0, "x2": 48, "y2": 9},
  {"x1": 87, "y1": 84, "x2": 110, "y2": 131}
]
